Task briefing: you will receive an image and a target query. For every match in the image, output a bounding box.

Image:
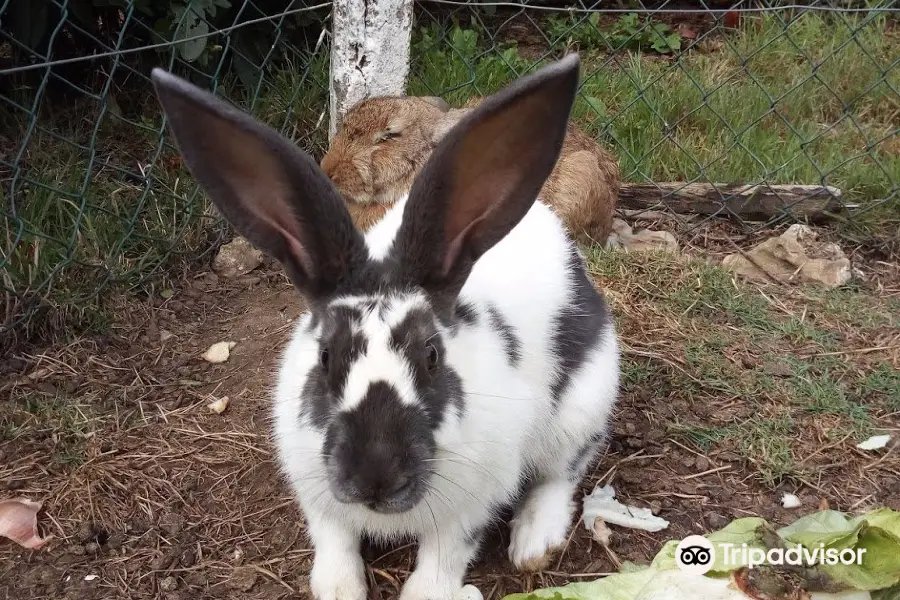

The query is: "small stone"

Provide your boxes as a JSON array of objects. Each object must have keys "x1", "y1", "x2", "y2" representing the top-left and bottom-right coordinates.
[
  {"x1": 84, "y1": 542, "x2": 101, "y2": 554},
  {"x1": 180, "y1": 549, "x2": 196, "y2": 567},
  {"x1": 764, "y1": 361, "x2": 794, "y2": 377},
  {"x1": 207, "y1": 396, "x2": 230, "y2": 414},
  {"x1": 707, "y1": 513, "x2": 729, "y2": 530},
  {"x1": 213, "y1": 236, "x2": 264, "y2": 279},
  {"x1": 68, "y1": 544, "x2": 86, "y2": 556},
  {"x1": 695, "y1": 456, "x2": 710, "y2": 471},
  {"x1": 649, "y1": 500, "x2": 662, "y2": 515},
  {"x1": 106, "y1": 533, "x2": 126, "y2": 550},
  {"x1": 159, "y1": 576, "x2": 178, "y2": 593},
  {"x1": 202, "y1": 341, "x2": 236, "y2": 364},
  {"x1": 624, "y1": 422, "x2": 637, "y2": 435},
  {"x1": 126, "y1": 519, "x2": 150, "y2": 534},
  {"x1": 645, "y1": 428, "x2": 664, "y2": 442},
  {"x1": 77, "y1": 521, "x2": 97, "y2": 544},
  {"x1": 150, "y1": 552, "x2": 176, "y2": 571},
  {"x1": 227, "y1": 566, "x2": 258, "y2": 592},
  {"x1": 781, "y1": 493, "x2": 802, "y2": 509},
  {"x1": 158, "y1": 512, "x2": 185, "y2": 536}
]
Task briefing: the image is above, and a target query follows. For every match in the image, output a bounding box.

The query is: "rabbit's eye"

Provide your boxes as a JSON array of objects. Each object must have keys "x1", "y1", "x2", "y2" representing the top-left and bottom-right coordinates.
[
  {"x1": 377, "y1": 130, "x2": 400, "y2": 143},
  {"x1": 319, "y1": 348, "x2": 330, "y2": 369},
  {"x1": 426, "y1": 343, "x2": 439, "y2": 370}
]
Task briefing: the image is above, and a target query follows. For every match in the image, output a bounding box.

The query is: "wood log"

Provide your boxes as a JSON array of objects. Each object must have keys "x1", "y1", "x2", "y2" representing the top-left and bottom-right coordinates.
[{"x1": 618, "y1": 183, "x2": 846, "y2": 221}]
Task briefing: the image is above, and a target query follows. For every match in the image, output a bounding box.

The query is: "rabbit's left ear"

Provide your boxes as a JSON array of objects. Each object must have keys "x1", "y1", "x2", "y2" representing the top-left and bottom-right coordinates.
[
  {"x1": 151, "y1": 68, "x2": 368, "y2": 303},
  {"x1": 391, "y1": 54, "x2": 580, "y2": 304}
]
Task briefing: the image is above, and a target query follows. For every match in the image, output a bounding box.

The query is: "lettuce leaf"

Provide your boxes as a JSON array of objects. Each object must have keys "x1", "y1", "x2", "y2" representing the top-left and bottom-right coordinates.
[{"x1": 500, "y1": 508, "x2": 900, "y2": 600}]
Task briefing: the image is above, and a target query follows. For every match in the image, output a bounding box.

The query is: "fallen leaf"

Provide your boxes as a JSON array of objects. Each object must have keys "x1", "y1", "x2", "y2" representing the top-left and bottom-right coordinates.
[
  {"x1": 0, "y1": 498, "x2": 50, "y2": 549},
  {"x1": 208, "y1": 396, "x2": 230, "y2": 414},
  {"x1": 722, "y1": 224, "x2": 852, "y2": 288},
  {"x1": 857, "y1": 434, "x2": 891, "y2": 451},
  {"x1": 202, "y1": 341, "x2": 236, "y2": 364}
]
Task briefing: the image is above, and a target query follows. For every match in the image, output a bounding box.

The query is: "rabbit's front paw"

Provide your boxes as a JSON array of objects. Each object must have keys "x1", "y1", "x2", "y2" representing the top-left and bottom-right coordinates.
[
  {"x1": 508, "y1": 480, "x2": 575, "y2": 572},
  {"x1": 400, "y1": 572, "x2": 484, "y2": 600},
  {"x1": 309, "y1": 551, "x2": 366, "y2": 600},
  {"x1": 399, "y1": 571, "x2": 453, "y2": 600}
]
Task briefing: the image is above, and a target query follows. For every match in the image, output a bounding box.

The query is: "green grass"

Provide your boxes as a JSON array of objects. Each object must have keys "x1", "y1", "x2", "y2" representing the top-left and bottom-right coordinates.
[
  {"x1": 1, "y1": 48, "x2": 328, "y2": 348},
  {"x1": 667, "y1": 422, "x2": 733, "y2": 452},
  {"x1": 408, "y1": 10, "x2": 899, "y2": 235},
  {"x1": 734, "y1": 416, "x2": 797, "y2": 485},
  {"x1": 1, "y1": 390, "x2": 96, "y2": 466},
  {"x1": 859, "y1": 364, "x2": 900, "y2": 411},
  {"x1": 588, "y1": 249, "x2": 894, "y2": 487}
]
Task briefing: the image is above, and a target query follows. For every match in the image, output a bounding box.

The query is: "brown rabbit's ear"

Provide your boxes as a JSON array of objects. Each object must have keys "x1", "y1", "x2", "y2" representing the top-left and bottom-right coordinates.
[
  {"x1": 150, "y1": 68, "x2": 368, "y2": 303},
  {"x1": 392, "y1": 54, "x2": 580, "y2": 310},
  {"x1": 417, "y1": 96, "x2": 451, "y2": 112}
]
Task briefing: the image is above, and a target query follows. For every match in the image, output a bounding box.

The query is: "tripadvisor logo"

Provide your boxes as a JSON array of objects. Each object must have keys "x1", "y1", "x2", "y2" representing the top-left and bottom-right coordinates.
[{"x1": 675, "y1": 534, "x2": 866, "y2": 576}]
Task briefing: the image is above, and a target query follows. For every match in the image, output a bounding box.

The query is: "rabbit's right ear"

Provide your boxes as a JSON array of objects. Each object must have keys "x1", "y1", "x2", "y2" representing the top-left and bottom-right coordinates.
[
  {"x1": 151, "y1": 68, "x2": 367, "y2": 302},
  {"x1": 392, "y1": 55, "x2": 580, "y2": 308}
]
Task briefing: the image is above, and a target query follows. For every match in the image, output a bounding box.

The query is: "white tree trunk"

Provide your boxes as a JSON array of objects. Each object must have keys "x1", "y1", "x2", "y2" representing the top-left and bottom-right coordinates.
[{"x1": 328, "y1": 0, "x2": 414, "y2": 141}]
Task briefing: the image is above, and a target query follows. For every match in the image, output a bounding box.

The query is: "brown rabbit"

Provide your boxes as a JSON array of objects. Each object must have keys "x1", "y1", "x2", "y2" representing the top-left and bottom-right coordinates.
[{"x1": 321, "y1": 94, "x2": 620, "y2": 245}]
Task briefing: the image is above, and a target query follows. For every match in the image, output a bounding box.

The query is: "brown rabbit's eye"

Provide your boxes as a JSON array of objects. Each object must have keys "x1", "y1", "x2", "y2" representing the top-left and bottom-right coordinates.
[
  {"x1": 377, "y1": 130, "x2": 400, "y2": 143},
  {"x1": 426, "y1": 343, "x2": 439, "y2": 370},
  {"x1": 320, "y1": 348, "x2": 330, "y2": 369}
]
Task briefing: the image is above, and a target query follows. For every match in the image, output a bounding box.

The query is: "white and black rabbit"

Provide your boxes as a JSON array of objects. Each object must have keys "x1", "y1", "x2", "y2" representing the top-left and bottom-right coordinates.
[{"x1": 151, "y1": 54, "x2": 619, "y2": 600}]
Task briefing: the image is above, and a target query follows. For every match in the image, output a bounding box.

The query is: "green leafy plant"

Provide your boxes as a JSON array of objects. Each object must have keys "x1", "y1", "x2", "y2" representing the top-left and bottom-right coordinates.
[
  {"x1": 168, "y1": 0, "x2": 232, "y2": 64},
  {"x1": 610, "y1": 13, "x2": 682, "y2": 54},
  {"x1": 547, "y1": 11, "x2": 682, "y2": 55}
]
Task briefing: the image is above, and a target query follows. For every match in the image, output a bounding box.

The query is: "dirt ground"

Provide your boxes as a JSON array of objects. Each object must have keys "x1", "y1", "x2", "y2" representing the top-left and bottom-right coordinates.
[{"x1": 2, "y1": 224, "x2": 899, "y2": 600}]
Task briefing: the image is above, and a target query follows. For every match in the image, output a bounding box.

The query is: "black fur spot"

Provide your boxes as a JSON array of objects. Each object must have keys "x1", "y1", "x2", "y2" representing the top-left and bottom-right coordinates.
[
  {"x1": 486, "y1": 304, "x2": 521, "y2": 368},
  {"x1": 390, "y1": 308, "x2": 465, "y2": 425},
  {"x1": 454, "y1": 301, "x2": 478, "y2": 325},
  {"x1": 300, "y1": 305, "x2": 369, "y2": 429},
  {"x1": 549, "y1": 249, "x2": 609, "y2": 407},
  {"x1": 323, "y1": 381, "x2": 435, "y2": 513}
]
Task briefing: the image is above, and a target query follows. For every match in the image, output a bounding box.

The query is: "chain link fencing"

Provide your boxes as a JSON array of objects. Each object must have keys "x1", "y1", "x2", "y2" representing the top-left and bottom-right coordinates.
[{"x1": 1, "y1": 0, "x2": 898, "y2": 351}]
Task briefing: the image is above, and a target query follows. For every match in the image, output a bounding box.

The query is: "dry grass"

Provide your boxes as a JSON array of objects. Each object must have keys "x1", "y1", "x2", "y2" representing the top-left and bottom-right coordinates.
[{"x1": 1, "y1": 230, "x2": 898, "y2": 599}]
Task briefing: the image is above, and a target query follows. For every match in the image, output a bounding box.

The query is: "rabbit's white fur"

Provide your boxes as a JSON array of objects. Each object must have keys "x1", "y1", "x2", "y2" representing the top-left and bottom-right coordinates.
[{"x1": 273, "y1": 194, "x2": 619, "y2": 600}]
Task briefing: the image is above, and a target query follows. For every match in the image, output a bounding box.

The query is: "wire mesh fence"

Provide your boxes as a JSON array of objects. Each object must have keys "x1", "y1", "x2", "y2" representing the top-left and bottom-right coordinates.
[
  {"x1": 0, "y1": 0, "x2": 333, "y2": 349},
  {"x1": 1, "y1": 0, "x2": 898, "y2": 351}
]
